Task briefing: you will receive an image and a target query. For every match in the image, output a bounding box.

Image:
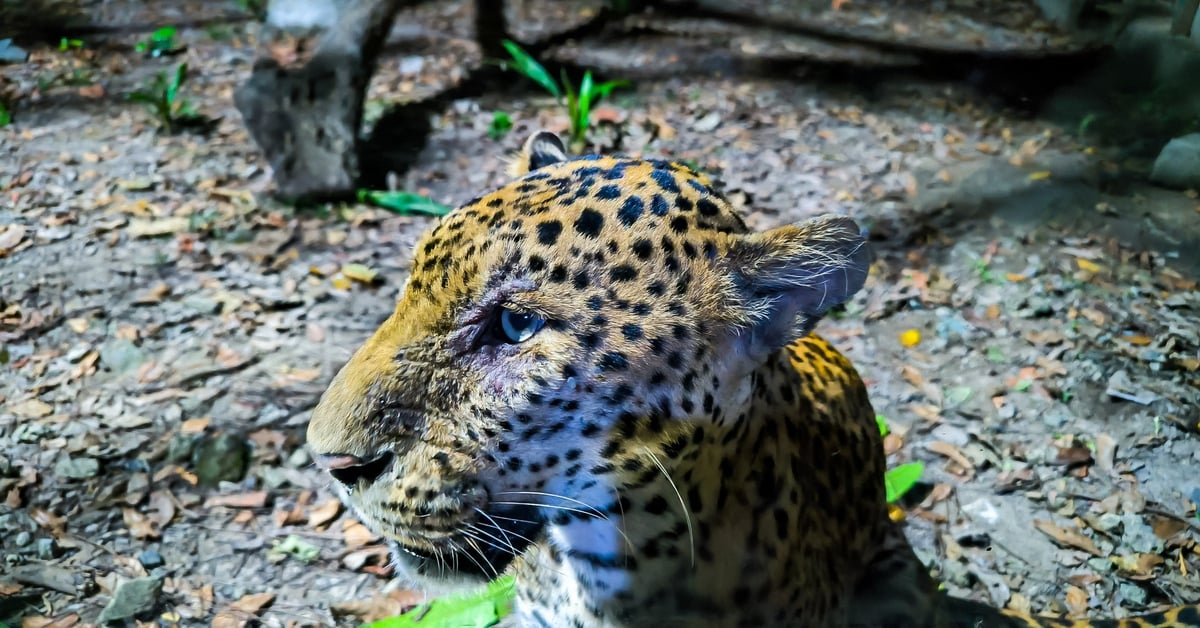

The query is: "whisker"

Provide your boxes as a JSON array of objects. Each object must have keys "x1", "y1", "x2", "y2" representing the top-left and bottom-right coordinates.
[
  {"x1": 462, "y1": 523, "x2": 517, "y2": 555},
  {"x1": 648, "y1": 450, "x2": 695, "y2": 568},
  {"x1": 473, "y1": 520, "x2": 538, "y2": 552},
  {"x1": 473, "y1": 508, "x2": 516, "y2": 549},
  {"x1": 493, "y1": 491, "x2": 608, "y2": 518},
  {"x1": 489, "y1": 500, "x2": 605, "y2": 520}
]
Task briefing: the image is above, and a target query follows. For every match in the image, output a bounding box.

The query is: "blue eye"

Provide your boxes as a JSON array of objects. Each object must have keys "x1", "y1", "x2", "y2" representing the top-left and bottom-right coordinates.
[{"x1": 498, "y1": 308, "x2": 546, "y2": 343}]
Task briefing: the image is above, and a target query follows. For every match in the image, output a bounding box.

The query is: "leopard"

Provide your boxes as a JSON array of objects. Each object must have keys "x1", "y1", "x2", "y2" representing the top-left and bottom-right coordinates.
[{"x1": 306, "y1": 131, "x2": 1200, "y2": 628}]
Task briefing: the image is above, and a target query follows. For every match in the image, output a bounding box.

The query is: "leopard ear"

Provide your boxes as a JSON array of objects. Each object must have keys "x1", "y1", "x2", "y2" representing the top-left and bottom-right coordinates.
[
  {"x1": 506, "y1": 131, "x2": 569, "y2": 178},
  {"x1": 723, "y1": 214, "x2": 870, "y2": 359}
]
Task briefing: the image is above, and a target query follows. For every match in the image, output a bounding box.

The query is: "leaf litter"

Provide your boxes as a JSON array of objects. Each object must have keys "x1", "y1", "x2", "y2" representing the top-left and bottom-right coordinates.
[{"x1": 0, "y1": 1, "x2": 1198, "y2": 626}]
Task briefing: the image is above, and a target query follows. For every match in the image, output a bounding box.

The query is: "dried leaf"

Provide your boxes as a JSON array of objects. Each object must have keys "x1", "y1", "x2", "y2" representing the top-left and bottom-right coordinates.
[
  {"x1": 331, "y1": 589, "x2": 427, "y2": 624},
  {"x1": 927, "y1": 441, "x2": 975, "y2": 474},
  {"x1": 899, "y1": 329, "x2": 921, "y2": 347},
  {"x1": 148, "y1": 490, "x2": 176, "y2": 528},
  {"x1": 0, "y1": 224, "x2": 28, "y2": 251},
  {"x1": 7, "y1": 398, "x2": 53, "y2": 418},
  {"x1": 1093, "y1": 434, "x2": 1117, "y2": 473},
  {"x1": 230, "y1": 592, "x2": 275, "y2": 614},
  {"x1": 308, "y1": 499, "x2": 342, "y2": 529},
  {"x1": 341, "y1": 263, "x2": 378, "y2": 284},
  {"x1": 123, "y1": 507, "x2": 161, "y2": 539},
  {"x1": 205, "y1": 491, "x2": 268, "y2": 509},
  {"x1": 181, "y1": 417, "x2": 211, "y2": 434},
  {"x1": 1033, "y1": 519, "x2": 1102, "y2": 556},
  {"x1": 343, "y1": 519, "x2": 378, "y2": 548},
  {"x1": 1064, "y1": 585, "x2": 1088, "y2": 616}
]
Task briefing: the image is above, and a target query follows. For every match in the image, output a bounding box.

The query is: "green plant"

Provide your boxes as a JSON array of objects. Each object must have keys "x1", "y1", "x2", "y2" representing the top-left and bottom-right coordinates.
[
  {"x1": 0, "y1": 102, "x2": 10, "y2": 127},
  {"x1": 489, "y1": 111, "x2": 513, "y2": 140},
  {"x1": 59, "y1": 37, "x2": 84, "y2": 51},
  {"x1": 876, "y1": 416, "x2": 924, "y2": 504},
  {"x1": 135, "y1": 26, "x2": 180, "y2": 57},
  {"x1": 356, "y1": 190, "x2": 452, "y2": 217},
  {"x1": 366, "y1": 575, "x2": 514, "y2": 628},
  {"x1": 128, "y1": 63, "x2": 205, "y2": 133},
  {"x1": 500, "y1": 40, "x2": 628, "y2": 152}
]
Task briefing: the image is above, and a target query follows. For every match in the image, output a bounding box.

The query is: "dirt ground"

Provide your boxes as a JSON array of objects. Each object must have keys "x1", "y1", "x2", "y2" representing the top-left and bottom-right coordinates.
[{"x1": 2, "y1": 2, "x2": 1199, "y2": 627}]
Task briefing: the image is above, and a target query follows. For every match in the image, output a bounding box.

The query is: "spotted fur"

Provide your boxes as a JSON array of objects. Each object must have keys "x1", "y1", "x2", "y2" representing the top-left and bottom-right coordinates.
[{"x1": 307, "y1": 133, "x2": 1198, "y2": 628}]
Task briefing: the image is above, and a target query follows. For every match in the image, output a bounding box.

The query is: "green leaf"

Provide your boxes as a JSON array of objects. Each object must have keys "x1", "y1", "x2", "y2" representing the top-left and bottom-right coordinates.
[
  {"x1": 269, "y1": 534, "x2": 320, "y2": 563},
  {"x1": 588, "y1": 79, "x2": 629, "y2": 101},
  {"x1": 1013, "y1": 379, "x2": 1033, "y2": 392},
  {"x1": 884, "y1": 462, "x2": 923, "y2": 503},
  {"x1": 166, "y1": 64, "x2": 188, "y2": 105},
  {"x1": 0, "y1": 102, "x2": 11, "y2": 127},
  {"x1": 488, "y1": 111, "x2": 512, "y2": 140},
  {"x1": 875, "y1": 414, "x2": 889, "y2": 437},
  {"x1": 575, "y1": 70, "x2": 594, "y2": 136},
  {"x1": 357, "y1": 190, "x2": 452, "y2": 217},
  {"x1": 366, "y1": 576, "x2": 515, "y2": 628},
  {"x1": 152, "y1": 26, "x2": 178, "y2": 42},
  {"x1": 501, "y1": 40, "x2": 559, "y2": 98}
]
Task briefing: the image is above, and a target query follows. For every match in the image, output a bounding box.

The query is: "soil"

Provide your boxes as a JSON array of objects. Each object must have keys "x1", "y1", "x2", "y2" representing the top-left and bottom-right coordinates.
[{"x1": 1, "y1": 1, "x2": 1198, "y2": 627}]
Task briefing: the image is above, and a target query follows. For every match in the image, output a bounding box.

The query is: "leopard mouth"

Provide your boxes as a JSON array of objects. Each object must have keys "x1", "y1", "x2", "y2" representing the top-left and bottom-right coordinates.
[{"x1": 390, "y1": 503, "x2": 544, "y2": 580}]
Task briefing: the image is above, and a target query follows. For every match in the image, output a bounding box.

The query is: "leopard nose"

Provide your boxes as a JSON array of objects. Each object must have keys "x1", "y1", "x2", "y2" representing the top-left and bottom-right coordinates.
[{"x1": 314, "y1": 452, "x2": 395, "y2": 487}]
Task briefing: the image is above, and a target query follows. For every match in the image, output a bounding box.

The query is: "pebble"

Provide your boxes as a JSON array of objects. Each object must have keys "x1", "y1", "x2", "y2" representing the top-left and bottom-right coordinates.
[
  {"x1": 97, "y1": 576, "x2": 162, "y2": 623},
  {"x1": 13, "y1": 531, "x2": 31, "y2": 547},
  {"x1": 138, "y1": 549, "x2": 165, "y2": 569},
  {"x1": 54, "y1": 456, "x2": 100, "y2": 479}
]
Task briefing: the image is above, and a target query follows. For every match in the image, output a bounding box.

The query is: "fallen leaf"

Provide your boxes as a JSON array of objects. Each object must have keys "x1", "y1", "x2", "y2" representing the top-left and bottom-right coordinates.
[
  {"x1": 273, "y1": 506, "x2": 306, "y2": 527},
  {"x1": 331, "y1": 589, "x2": 427, "y2": 624},
  {"x1": 148, "y1": 490, "x2": 176, "y2": 528},
  {"x1": 342, "y1": 545, "x2": 390, "y2": 571},
  {"x1": 231, "y1": 592, "x2": 275, "y2": 614},
  {"x1": 308, "y1": 499, "x2": 343, "y2": 529},
  {"x1": 343, "y1": 519, "x2": 379, "y2": 548},
  {"x1": 899, "y1": 329, "x2": 921, "y2": 347},
  {"x1": 1149, "y1": 514, "x2": 1187, "y2": 540},
  {"x1": 205, "y1": 491, "x2": 269, "y2": 509},
  {"x1": 1075, "y1": 258, "x2": 1103, "y2": 273},
  {"x1": 123, "y1": 507, "x2": 161, "y2": 539},
  {"x1": 927, "y1": 441, "x2": 975, "y2": 474},
  {"x1": 1064, "y1": 585, "x2": 1088, "y2": 616},
  {"x1": 134, "y1": 283, "x2": 171, "y2": 304},
  {"x1": 1033, "y1": 519, "x2": 1102, "y2": 556},
  {"x1": 341, "y1": 263, "x2": 378, "y2": 284},
  {"x1": 1093, "y1": 434, "x2": 1117, "y2": 473},
  {"x1": 0, "y1": 224, "x2": 28, "y2": 252},
  {"x1": 7, "y1": 398, "x2": 53, "y2": 418},
  {"x1": 181, "y1": 417, "x2": 211, "y2": 434},
  {"x1": 1028, "y1": 170, "x2": 1052, "y2": 181},
  {"x1": 128, "y1": 217, "x2": 190, "y2": 238}
]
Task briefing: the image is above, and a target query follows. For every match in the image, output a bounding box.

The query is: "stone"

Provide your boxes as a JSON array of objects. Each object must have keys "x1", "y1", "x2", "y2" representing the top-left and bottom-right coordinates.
[
  {"x1": 99, "y1": 338, "x2": 146, "y2": 374},
  {"x1": 54, "y1": 456, "x2": 99, "y2": 479},
  {"x1": 1151, "y1": 133, "x2": 1200, "y2": 189},
  {"x1": 97, "y1": 577, "x2": 161, "y2": 624},
  {"x1": 138, "y1": 549, "x2": 165, "y2": 569},
  {"x1": 192, "y1": 433, "x2": 251, "y2": 486}
]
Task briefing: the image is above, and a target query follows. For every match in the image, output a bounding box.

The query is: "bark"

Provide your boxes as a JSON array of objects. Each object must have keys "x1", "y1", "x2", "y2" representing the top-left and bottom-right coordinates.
[{"x1": 233, "y1": 0, "x2": 408, "y2": 201}]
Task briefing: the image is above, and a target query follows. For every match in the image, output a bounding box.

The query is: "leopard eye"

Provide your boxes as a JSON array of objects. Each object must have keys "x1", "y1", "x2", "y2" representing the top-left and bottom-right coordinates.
[{"x1": 498, "y1": 308, "x2": 546, "y2": 344}]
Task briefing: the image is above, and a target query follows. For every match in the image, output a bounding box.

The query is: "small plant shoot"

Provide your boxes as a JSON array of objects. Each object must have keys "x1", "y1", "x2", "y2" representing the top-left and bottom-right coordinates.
[{"x1": 500, "y1": 40, "x2": 628, "y2": 152}]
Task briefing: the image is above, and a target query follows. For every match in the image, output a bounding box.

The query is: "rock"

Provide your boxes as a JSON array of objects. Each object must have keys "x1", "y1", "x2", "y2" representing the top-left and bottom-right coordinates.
[
  {"x1": 1151, "y1": 133, "x2": 1200, "y2": 189},
  {"x1": 36, "y1": 538, "x2": 58, "y2": 559},
  {"x1": 167, "y1": 433, "x2": 201, "y2": 464},
  {"x1": 0, "y1": 38, "x2": 29, "y2": 64},
  {"x1": 1105, "y1": 370, "x2": 1159, "y2": 405},
  {"x1": 1120, "y1": 513, "x2": 1164, "y2": 554},
  {"x1": 99, "y1": 338, "x2": 146, "y2": 374},
  {"x1": 13, "y1": 531, "x2": 31, "y2": 547},
  {"x1": 192, "y1": 433, "x2": 251, "y2": 487},
  {"x1": 54, "y1": 456, "x2": 99, "y2": 480},
  {"x1": 138, "y1": 549, "x2": 164, "y2": 569},
  {"x1": 97, "y1": 577, "x2": 161, "y2": 624},
  {"x1": 1118, "y1": 581, "x2": 1149, "y2": 607},
  {"x1": 265, "y1": 0, "x2": 339, "y2": 32},
  {"x1": 285, "y1": 448, "x2": 311, "y2": 469},
  {"x1": 181, "y1": 296, "x2": 220, "y2": 314}
]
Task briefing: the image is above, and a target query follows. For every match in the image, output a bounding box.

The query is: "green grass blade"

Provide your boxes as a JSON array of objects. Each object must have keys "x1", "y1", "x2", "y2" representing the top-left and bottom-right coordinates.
[
  {"x1": 501, "y1": 40, "x2": 559, "y2": 98},
  {"x1": 576, "y1": 71, "x2": 594, "y2": 135},
  {"x1": 364, "y1": 576, "x2": 515, "y2": 628},
  {"x1": 884, "y1": 462, "x2": 924, "y2": 503},
  {"x1": 590, "y1": 79, "x2": 630, "y2": 101},
  {"x1": 357, "y1": 190, "x2": 452, "y2": 217}
]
